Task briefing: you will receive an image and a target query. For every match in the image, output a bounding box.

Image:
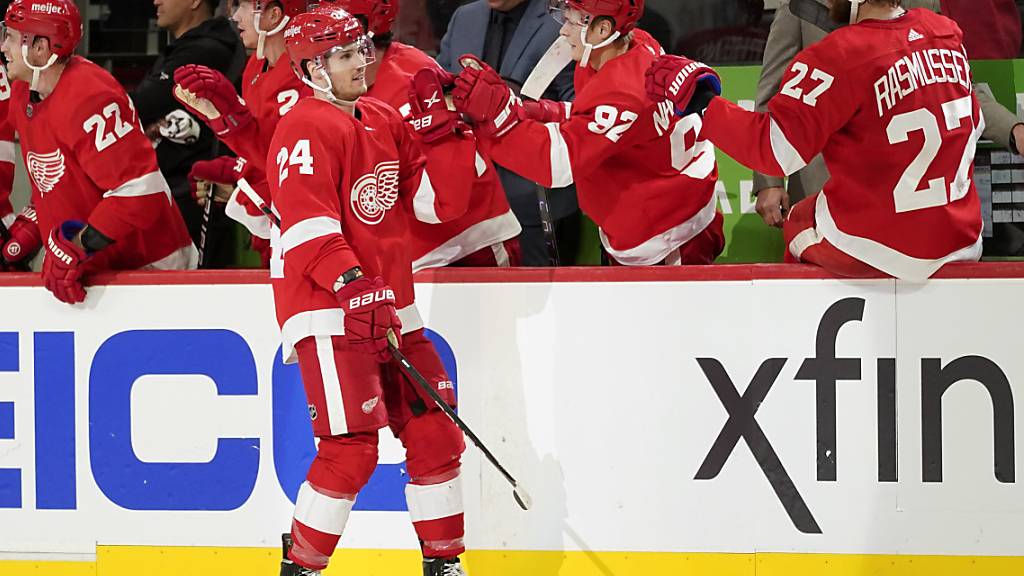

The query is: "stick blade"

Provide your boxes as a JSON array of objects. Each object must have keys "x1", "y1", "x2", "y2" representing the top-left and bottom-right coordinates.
[{"x1": 513, "y1": 484, "x2": 532, "y2": 511}]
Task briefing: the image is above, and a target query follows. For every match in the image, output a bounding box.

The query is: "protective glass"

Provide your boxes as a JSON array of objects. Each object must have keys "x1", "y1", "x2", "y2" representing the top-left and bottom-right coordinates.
[
  {"x1": 319, "y1": 35, "x2": 376, "y2": 74},
  {"x1": 548, "y1": 0, "x2": 591, "y2": 27}
]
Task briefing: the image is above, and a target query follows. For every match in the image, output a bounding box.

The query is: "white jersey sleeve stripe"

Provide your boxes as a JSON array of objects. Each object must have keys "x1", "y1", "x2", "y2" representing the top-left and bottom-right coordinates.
[
  {"x1": 769, "y1": 117, "x2": 807, "y2": 176},
  {"x1": 474, "y1": 152, "x2": 488, "y2": 177},
  {"x1": 281, "y1": 216, "x2": 343, "y2": 254},
  {"x1": 413, "y1": 171, "x2": 441, "y2": 224},
  {"x1": 546, "y1": 122, "x2": 574, "y2": 188},
  {"x1": 0, "y1": 141, "x2": 15, "y2": 164},
  {"x1": 225, "y1": 187, "x2": 272, "y2": 240},
  {"x1": 102, "y1": 171, "x2": 172, "y2": 202}
]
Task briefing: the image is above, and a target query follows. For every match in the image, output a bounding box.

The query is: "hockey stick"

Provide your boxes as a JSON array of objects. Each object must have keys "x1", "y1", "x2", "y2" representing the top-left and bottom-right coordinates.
[
  {"x1": 197, "y1": 183, "x2": 214, "y2": 268},
  {"x1": 386, "y1": 330, "x2": 533, "y2": 511},
  {"x1": 536, "y1": 184, "x2": 561, "y2": 266},
  {"x1": 459, "y1": 57, "x2": 562, "y2": 266},
  {"x1": 237, "y1": 177, "x2": 281, "y2": 226}
]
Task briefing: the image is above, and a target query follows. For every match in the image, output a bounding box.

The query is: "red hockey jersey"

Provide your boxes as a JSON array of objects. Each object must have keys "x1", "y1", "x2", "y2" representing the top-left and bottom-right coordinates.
[
  {"x1": 480, "y1": 31, "x2": 719, "y2": 265},
  {"x1": 703, "y1": 9, "x2": 983, "y2": 280},
  {"x1": 368, "y1": 42, "x2": 520, "y2": 271},
  {"x1": 268, "y1": 97, "x2": 475, "y2": 363},
  {"x1": 0, "y1": 66, "x2": 15, "y2": 227},
  {"x1": 8, "y1": 57, "x2": 194, "y2": 271},
  {"x1": 223, "y1": 54, "x2": 311, "y2": 241}
]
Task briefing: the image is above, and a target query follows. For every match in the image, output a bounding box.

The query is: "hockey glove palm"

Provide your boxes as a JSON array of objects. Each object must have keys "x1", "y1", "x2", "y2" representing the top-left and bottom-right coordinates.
[
  {"x1": 335, "y1": 276, "x2": 402, "y2": 362},
  {"x1": 452, "y1": 55, "x2": 522, "y2": 138},
  {"x1": 646, "y1": 55, "x2": 722, "y2": 117},
  {"x1": 173, "y1": 65, "x2": 254, "y2": 137},
  {"x1": 408, "y1": 67, "x2": 460, "y2": 144},
  {"x1": 2, "y1": 206, "x2": 41, "y2": 268},
  {"x1": 42, "y1": 221, "x2": 90, "y2": 305}
]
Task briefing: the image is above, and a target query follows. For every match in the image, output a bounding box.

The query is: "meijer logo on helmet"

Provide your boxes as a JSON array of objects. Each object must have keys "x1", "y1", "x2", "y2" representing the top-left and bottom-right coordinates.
[{"x1": 31, "y1": 3, "x2": 67, "y2": 15}]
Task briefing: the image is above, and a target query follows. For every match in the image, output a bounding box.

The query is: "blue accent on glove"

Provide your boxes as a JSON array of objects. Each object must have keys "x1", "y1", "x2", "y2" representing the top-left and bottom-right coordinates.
[{"x1": 59, "y1": 220, "x2": 86, "y2": 241}]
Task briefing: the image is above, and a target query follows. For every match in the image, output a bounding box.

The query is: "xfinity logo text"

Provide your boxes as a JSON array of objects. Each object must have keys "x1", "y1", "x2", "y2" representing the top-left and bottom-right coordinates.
[{"x1": 695, "y1": 298, "x2": 1015, "y2": 534}]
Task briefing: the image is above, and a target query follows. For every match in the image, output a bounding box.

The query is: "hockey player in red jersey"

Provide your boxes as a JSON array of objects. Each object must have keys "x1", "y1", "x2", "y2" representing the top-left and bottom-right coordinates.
[
  {"x1": 451, "y1": 0, "x2": 724, "y2": 266},
  {"x1": 337, "y1": 0, "x2": 521, "y2": 270},
  {"x1": 271, "y1": 6, "x2": 473, "y2": 576},
  {"x1": 0, "y1": 63, "x2": 32, "y2": 272},
  {"x1": 173, "y1": 0, "x2": 314, "y2": 261},
  {"x1": 1, "y1": 0, "x2": 195, "y2": 301},
  {"x1": 647, "y1": 0, "x2": 983, "y2": 280}
]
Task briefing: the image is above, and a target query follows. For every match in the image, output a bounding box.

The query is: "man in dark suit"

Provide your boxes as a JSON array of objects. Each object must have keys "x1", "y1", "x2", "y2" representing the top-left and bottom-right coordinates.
[{"x1": 439, "y1": 0, "x2": 580, "y2": 266}]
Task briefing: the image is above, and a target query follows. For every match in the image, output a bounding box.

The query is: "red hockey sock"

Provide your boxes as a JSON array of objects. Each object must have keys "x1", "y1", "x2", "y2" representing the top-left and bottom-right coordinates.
[
  {"x1": 288, "y1": 432, "x2": 379, "y2": 570},
  {"x1": 400, "y1": 411, "x2": 467, "y2": 558}
]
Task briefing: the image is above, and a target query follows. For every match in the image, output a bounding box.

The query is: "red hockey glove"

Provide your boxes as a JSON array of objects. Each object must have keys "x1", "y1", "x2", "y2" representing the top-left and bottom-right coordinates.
[
  {"x1": 42, "y1": 221, "x2": 90, "y2": 305},
  {"x1": 249, "y1": 235, "x2": 271, "y2": 268},
  {"x1": 452, "y1": 55, "x2": 522, "y2": 138},
  {"x1": 645, "y1": 55, "x2": 722, "y2": 117},
  {"x1": 173, "y1": 64, "x2": 254, "y2": 137},
  {"x1": 408, "y1": 67, "x2": 460, "y2": 144},
  {"x1": 521, "y1": 99, "x2": 570, "y2": 123},
  {"x1": 335, "y1": 276, "x2": 402, "y2": 362},
  {"x1": 190, "y1": 156, "x2": 241, "y2": 205},
  {"x1": 2, "y1": 205, "x2": 41, "y2": 267}
]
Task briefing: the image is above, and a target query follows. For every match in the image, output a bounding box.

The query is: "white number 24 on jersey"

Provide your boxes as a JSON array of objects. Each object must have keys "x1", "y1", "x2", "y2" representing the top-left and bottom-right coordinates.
[{"x1": 276, "y1": 139, "x2": 315, "y2": 185}]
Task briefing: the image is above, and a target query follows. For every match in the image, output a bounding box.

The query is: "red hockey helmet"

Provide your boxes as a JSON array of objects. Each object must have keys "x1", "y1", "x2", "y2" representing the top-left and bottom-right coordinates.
[
  {"x1": 556, "y1": 0, "x2": 644, "y2": 34},
  {"x1": 329, "y1": 0, "x2": 398, "y2": 37},
  {"x1": 285, "y1": 5, "x2": 368, "y2": 65},
  {"x1": 4, "y1": 0, "x2": 82, "y2": 58}
]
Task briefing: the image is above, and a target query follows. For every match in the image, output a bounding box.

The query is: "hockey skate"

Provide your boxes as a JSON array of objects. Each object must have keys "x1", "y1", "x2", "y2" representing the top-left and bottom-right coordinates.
[
  {"x1": 280, "y1": 533, "x2": 320, "y2": 576},
  {"x1": 423, "y1": 556, "x2": 467, "y2": 576}
]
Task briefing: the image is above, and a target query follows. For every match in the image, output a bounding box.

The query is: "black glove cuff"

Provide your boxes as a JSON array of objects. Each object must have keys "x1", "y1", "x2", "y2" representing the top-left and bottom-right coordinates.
[
  {"x1": 685, "y1": 87, "x2": 718, "y2": 118},
  {"x1": 81, "y1": 226, "x2": 114, "y2": 253}
]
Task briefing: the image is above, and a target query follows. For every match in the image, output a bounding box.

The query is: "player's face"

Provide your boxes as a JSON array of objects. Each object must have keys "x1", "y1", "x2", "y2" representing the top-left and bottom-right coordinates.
[
  {"x1": 231, "y1": 0, "x2": 285, "y2": 50},
  {"x1": 321, "y1": 39, "x2": 375, "y2": 101},
  {"x1": 556, "y1": 9, "x2": 599, "y2": 62},
  {"x1": 1, "y1": 27, "x2": 34, "y2": 83},
  {"x1": 230, "y1": 1, "x2": 258, "y2": 49}
]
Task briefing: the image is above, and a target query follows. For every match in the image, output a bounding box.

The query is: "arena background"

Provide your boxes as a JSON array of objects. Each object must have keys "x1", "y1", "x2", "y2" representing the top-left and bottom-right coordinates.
[{"x1": 0, "y1": 1, "x2": 1022, "y2": 574}]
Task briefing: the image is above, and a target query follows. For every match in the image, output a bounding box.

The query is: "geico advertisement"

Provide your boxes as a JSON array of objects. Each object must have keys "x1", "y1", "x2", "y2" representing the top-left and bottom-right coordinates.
[{"x1": 0, "y1": 278, "x2": 1022, "y2": 556}]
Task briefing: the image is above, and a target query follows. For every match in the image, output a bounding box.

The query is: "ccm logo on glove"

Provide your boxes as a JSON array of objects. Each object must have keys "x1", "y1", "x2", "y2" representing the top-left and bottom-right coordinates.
[{"x1": 348, "y1": 288, "x2": 396, "y2": 309}]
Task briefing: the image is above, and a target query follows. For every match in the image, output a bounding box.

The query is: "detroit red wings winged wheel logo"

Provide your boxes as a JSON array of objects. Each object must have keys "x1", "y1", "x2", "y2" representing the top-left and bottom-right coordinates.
[
  {"x1": 351, "y1": 161, "x2": 401, "y2": 225},
  {"x1": 26, "y1": 149, "x2": 67, "y2": 195}
]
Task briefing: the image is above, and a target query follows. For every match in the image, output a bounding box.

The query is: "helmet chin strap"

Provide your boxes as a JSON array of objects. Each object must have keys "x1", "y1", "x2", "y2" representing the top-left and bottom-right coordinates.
[
  {"x1": 579, "y1": 26, "x2": 620, "y2": 68},
  {"x1": 301, "y1": 59, "x2": 361, "y2": 107},
  {"x1": 21, "y1": 42, "x2": 57, "y2": 92},
  {"x1": 255, "y1": 10, "x2": 291, "y2": 60},
  {"x1": 849, "y1": 0, "x2": 867, "y2": 25}
]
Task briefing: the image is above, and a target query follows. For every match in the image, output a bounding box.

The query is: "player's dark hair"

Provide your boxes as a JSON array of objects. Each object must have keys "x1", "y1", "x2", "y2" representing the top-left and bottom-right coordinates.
[{"x1": 202, "y1": 0, "x2": 220, "y2": 13}]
